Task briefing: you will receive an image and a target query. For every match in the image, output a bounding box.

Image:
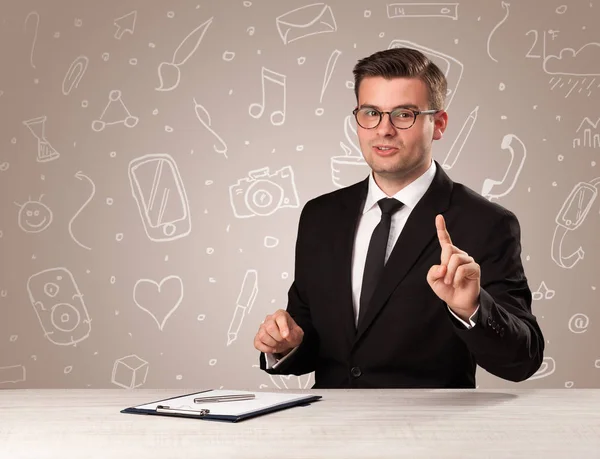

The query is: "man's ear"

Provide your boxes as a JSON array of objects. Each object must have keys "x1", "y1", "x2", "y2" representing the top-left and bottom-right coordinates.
[{"x1": 432, "y1": 110, "x2": 448, "y2": 141}]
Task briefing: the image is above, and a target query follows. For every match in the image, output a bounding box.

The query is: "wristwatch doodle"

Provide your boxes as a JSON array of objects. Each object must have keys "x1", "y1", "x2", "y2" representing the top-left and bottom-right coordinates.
[{"x1": 551, "y1": 176, "x2": 600, "y2": 268}]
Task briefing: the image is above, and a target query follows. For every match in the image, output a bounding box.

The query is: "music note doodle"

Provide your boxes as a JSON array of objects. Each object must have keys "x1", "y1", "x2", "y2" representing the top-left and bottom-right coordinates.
[{"x1": 249, "y1": 67, "x2": 287, "y2": 126}]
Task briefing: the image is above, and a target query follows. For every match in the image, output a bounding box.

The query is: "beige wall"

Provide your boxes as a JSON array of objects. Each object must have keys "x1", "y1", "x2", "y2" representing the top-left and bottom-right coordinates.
[{"x1": 1, "y1": 0, "x2": 599, "y2": 390}]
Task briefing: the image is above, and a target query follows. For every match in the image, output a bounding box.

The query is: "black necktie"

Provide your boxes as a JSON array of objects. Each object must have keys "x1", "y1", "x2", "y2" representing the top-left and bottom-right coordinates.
[{"x1": 358, "y1": 197, "x2": 404, "y2": 326}]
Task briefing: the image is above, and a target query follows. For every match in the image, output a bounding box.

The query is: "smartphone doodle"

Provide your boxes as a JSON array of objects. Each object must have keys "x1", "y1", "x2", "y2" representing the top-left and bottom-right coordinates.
[
  {"x1": 481, "y1": 134, "x2": 526, "y2": 201},
  {"x1": 551, "y1": 177, "x2": 600, "y2": 269},
  {"x1": 26, "y1": 267, "x2": 91, "y2": 346},
  {"x1": 128, "y1": 154, "x2": 191, "y2": 242},
  {"x1": 388, "y1": 40, "x2": 463, "y2": 110}
]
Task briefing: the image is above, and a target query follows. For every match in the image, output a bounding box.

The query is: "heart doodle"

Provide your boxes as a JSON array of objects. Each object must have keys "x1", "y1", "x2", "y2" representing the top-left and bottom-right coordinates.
[{"x1": 133, "y1": 275, "x2": 183, "y2": 330}]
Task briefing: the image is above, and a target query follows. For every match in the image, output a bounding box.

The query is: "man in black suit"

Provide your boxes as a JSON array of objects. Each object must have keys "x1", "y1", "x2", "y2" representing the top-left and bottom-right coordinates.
[{"x1": 253, "y1": 47, "x2": 544, "y2": 388}]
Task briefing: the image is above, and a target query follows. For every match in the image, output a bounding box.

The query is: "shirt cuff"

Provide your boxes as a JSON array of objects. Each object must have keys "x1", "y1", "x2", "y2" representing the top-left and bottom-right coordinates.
[
  {"x1": 265, "y1": 346, "x2": 299, "y2": 369},
  {"x1": 448, "y1": 304, "x2": 479, "y2": 329}
]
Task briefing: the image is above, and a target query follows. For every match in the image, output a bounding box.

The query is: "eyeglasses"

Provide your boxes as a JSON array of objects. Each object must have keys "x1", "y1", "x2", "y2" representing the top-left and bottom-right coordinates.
[{"x1": 353, "y1": 107, "x2": 440, "y2": 130}]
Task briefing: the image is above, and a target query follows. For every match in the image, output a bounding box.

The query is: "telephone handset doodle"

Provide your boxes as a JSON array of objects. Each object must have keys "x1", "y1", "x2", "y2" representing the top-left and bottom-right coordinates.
[
  {"x1": 481, "y1": 134, "x2": 526, "y2": 201},
  {"x1": 551, "y1": 177, "x2": 600, "y2": 269}
]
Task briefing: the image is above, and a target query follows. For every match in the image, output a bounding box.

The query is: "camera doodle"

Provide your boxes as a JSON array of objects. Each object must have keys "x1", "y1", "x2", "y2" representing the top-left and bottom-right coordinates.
[{"x1": 229, "y1": 166, "x2": 299, "y2": 218}]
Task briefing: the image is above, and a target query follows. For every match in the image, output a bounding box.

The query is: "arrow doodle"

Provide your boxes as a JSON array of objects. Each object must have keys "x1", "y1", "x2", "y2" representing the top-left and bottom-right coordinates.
[
  {"x1": 69, "y1": 171, "x2": 96, "y2": 250},
  {"x1": 114, "y1": 11, "x2": 137, "y2": 39}
]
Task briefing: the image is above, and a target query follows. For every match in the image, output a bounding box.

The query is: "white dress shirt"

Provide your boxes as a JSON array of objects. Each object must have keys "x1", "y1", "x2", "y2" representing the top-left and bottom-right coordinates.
[{"x1": 266, "y1": 160, "x2": 478, "y2": 369}]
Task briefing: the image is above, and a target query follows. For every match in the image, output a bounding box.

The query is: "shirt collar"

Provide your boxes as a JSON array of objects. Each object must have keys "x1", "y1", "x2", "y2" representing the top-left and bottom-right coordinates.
[{"x1": 363, "y1": 160, "x2": 436, "y2": 214}]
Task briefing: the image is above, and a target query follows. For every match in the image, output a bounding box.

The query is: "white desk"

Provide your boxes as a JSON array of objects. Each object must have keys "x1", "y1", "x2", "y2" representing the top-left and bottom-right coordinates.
[{"x1": 1, "y1": 389, "x2": 599, "y2": 458}]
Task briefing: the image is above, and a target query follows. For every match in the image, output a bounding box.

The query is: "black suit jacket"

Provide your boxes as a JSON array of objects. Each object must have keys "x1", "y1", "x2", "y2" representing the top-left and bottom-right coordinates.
[{"x1": 260, "y1": 161, "x2": 544, "y2": 388}]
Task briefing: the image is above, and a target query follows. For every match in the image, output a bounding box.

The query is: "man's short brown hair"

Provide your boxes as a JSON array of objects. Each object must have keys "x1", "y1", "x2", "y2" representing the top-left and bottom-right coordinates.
[{"x1": 353, "y1": 48, "x2": 447, "y2": 110}]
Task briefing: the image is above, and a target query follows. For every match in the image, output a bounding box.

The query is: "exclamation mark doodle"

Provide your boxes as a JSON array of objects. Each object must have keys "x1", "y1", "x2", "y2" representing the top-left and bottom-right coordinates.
[
  {"x1": 316, "y1": 49, "x2": 342, "y2": 116},
  {"x1": 24, "y1": 11, "x2": 40, "y2": 69}
]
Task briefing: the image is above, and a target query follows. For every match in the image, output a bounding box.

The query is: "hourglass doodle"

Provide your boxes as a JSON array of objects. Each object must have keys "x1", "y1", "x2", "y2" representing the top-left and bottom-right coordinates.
[{"x1": 22, "y1": 116, "x2": 60, "y2": 162}]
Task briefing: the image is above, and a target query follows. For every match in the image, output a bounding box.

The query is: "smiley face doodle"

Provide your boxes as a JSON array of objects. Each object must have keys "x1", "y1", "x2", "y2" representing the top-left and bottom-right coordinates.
[{"x1": 14, "y1": 195, "x2": 53, "y2": 233}]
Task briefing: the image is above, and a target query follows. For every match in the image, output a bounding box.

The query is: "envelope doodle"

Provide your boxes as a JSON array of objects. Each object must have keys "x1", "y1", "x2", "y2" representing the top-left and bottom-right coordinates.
[{"x1": 276, "y1": 3, "x2": 337, "y2": 45}]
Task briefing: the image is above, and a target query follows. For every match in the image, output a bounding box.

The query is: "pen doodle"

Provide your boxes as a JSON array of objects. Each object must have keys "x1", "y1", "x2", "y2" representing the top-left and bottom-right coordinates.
[
  {"x1": 227, "y1": 269, "x2": 258, "y2": 346},
  {"x1": 193, "y1": 98, "x2": 228, "y2": 158},
  {"x1": 156, "y1": 17, "x2": 213, "y2": 91},
  {"x1": 24, "y1": 11, "x2": 40, "y2": 69},
  {"x1": 487, "y1": 1, "x2": 510, "y2": 63},
  {"x1": 442, "y1": 106, "x2": 479, "y2": 170},
  {"x1": 68, "y1": 171, "x2": 96, "y2": 251}
]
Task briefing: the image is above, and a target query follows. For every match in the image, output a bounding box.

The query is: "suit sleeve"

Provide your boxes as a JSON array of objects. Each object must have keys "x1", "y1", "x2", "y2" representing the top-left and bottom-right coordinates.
[
  {"x1": 449, "y1": 210, "x2": 545, "y2": 382},
  {"x1": 259, "y1": 201, "x2": 320, "y2": 376}
]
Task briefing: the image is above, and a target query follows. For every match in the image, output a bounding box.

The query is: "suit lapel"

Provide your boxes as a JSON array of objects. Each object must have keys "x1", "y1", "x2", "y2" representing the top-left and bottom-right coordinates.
[
  {"x1": 332, "y1": 178, "x2": 368, "y2": 348},
  {"x1": 354, "y1": 162, "x2": 454, "y2": 344}
]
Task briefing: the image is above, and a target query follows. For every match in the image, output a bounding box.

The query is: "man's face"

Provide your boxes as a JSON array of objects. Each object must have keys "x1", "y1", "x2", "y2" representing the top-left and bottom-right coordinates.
[{"x1": 356, "y1": 76, "x2": 447, "y2": 183}]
